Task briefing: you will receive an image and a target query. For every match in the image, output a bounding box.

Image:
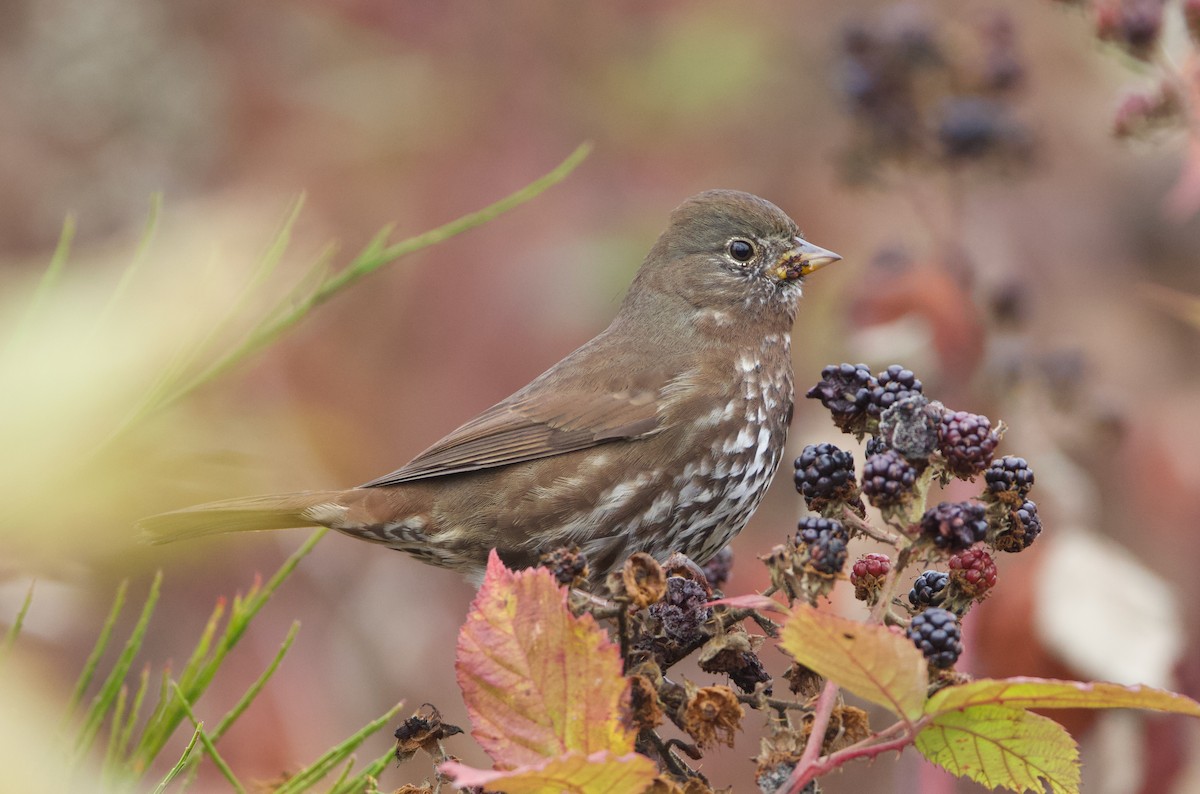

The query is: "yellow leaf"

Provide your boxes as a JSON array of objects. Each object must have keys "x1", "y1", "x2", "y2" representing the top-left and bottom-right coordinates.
[
  {"x1": 926, "y1": 676, "x2": 1200, "y2": 718},
  {"x1": 441, "y1": 751, "x2": 657, "y2": 794},
  {"x1": 915, "y1": 705, "x2": 1080, "y2": 794},
  {"x1": 778, "y1": 602, "x2": 927, "y2": 720},
  {"x1": 457, "y1": 551, "x2": 634, "y2": 768}
]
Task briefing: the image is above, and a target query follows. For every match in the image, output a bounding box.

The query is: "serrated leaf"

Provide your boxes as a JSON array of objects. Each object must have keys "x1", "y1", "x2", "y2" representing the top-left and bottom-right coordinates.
[
  {"x1": 457, "y1": 551, "x2": 633, "y2": 768},
  {"x1": 915, "y1": 704, "x2": 1081, "y2": 794},
  {"x1": 441, "y1": 751, "x2": 656, "y2": 794},
  {"x1": 926, "y1": 676, "x2": 1200, "y2": 718},
  {"x1": 778, "y1": 602, "x2": 927, "y2": 719}
]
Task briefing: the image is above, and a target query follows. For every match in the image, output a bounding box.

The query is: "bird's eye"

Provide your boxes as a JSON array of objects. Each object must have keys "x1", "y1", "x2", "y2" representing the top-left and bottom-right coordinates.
[{"x1": 728, "y1": 239, "x2": 756, "y2": 263}]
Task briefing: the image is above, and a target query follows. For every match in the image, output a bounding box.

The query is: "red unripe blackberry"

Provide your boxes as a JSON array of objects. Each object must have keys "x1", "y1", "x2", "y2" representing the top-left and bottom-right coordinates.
[
  {"x1": 861, "y1": 449, "x2": 918, "y2": 509},
  {"x1": 793, "y1": 442, "x2": 858, "y2": 509},
  {"x1": 920, "y1": 501, "x2": 989, "y2": 551},
  {"x1": 947, "y1": 547, "x2": 998, "y2": 610},
  {"x1": 938, "y1": 410, "x2": 1000, "y2": 479},
  {"x1": 850, "y1": 553, "x2": 891, "y2": 603},
  {"x1": 991, "y1": 498, "x2": 1043, "y2": 553},
  {"x1": 796, "y1": 517, "x2": 849, "y2": 575},
  {"x1": 867, "y1": 365, "x2": 924, "y2": 418},
  {"x1": 906, "y1": 608, "x2": 963, "y2": 669},
  {"x1": 806, "y1": 363, "x2": 876, "y2": 436},
  {"x1": 908, "y1": 570, "x2": 949, "y2": 610}
]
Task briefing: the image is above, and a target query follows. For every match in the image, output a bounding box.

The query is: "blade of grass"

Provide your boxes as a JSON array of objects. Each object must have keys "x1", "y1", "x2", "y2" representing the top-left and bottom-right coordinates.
[
  {"x1": 133, "y1": 530, "x2": 325, "y2": 768},
  {"x1": 102, "y1": 683, "x2": 130, "y2": 778},
  {"x1": 96, "y1": 194, "x2": 163, "y2": 328},
  {"x1": 67, "y1": 578, "x2": 129, "y2": 715},
  {"x1": 1, "y1": 579, "x2": 35, "y2": 660},
  {"x1": 75, "y1": 571, "x2": 162, "y2": 762},
  {"x1": 115, "y1": 664, "x2": 152, "y2": 769},
  {"x1": 274, "y1": 702, "x2": 404, "y2": 794},
  {"x1": 171, "y1": 682, "x2": 246, "y2": 794},
  {"x1": 325, "y1": 756, "x2": 357, "y2": 793},
  {"x1": 161, "y1": 141, "x2": 591, "y2": 407},
  {"x1": 212, "y1": 620, "x2": 298, "y2": 743},
  {"x1": 151, "y1": 724, "x2": 202, "y2": 794},
  {"x1": 328, "y1": 748, "x2": 396, "y2": 794},
  {"x1": 4, "y1": 214, "x2": 75, "y2": 354}
]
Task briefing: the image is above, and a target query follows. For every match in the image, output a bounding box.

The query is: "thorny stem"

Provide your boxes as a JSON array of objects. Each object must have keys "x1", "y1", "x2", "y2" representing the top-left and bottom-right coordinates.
[
  {"x1": 734, "y1": 689, "x2": 815, "y2": 715},
  {"x1": 639, "y1": 728, "x2": 696, "y2": 780}
]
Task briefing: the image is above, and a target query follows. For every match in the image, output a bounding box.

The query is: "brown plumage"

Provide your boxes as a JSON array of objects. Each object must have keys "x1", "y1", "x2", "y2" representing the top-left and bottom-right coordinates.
[{"x1": 139, "y1": 190, "x2": 841, "y2": 581}]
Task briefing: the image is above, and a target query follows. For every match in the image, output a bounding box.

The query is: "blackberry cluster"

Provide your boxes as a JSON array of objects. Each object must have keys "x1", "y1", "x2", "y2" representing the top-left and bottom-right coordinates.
[
  {"x1": 906, "y1": 608, "x2": 963, "y2": 669},
  {"x1": 938, "y1": 411, "x2": 999, "y2": 478},
  {"x1": 805, "y1": 363, "x2": 875, "y2": 436},
  {"x1": 991, "y1": 499, "x2": 1042, "y2": 553},
  {"x1": 920, "y1": 501, "x2": 989, "y2": 551},
  {"x1": 867, "y1": 365, "x2": 923, "y2": 418},
  {"x1": 649, "y1": 576, "x2": 713, "y2": 643},
  {"x1": 861, "y1": 449, "x2": 918, "y2": 509},
  {"x1": 793, "y1": 443, "x2": 858, "y2": 510},
  {"x1": 908, "y1": 570, "x2": 949, "y2": 610},
  {"x1": 796, "y1": 517, "x2": 849, "y2": 576},
  {"x1": 984, "y1": 456, "x2": 1035, "y2": 503},
  {"x1": 850, "y1": 553, "x2": 891, "y2": 603},
  {"x1": 946, "y1": 548, "x2": 997, "y2": 611}
]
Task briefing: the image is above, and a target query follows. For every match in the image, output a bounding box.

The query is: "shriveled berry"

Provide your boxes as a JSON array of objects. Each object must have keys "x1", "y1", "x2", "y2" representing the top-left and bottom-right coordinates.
[
  {"x1": 806, "y1": 363, "x2": 877, "y2": 436},
  {"x1": 701, "y1": 546, "x2": 734, "y2": 590},
  {"x1": 794, "y1": 442, "x2": 858, "y2": 508},
  {"x1": 938, "y1": 410, "x2": 1000, "y2": 479},
  {"x1": 908, "y1": 570, "x2": 949, "y2": 610},
  {"x1": 796, "y1": 516, "x2": 849, "y2": 576},
  {"x1": 861, "y1": 449, "x2": 918, "y2": 508},
  {"x1": 850, "y1": 552, "x2": 891, "y2": 603},
  {"x1": 991, "y1": 498, "x2": 1042, "y2": 552},
  {"x1": 984, "y1": 456, "x2": 1035, "y2": 501},
  {"x1": 649, "y1": 576, "x2": 712, "y2": 643},
  {"x1": 907, "y1": 608, "x2": 963, "y2": 668},
  {"x1": 878, "y1": 392, "x2": 941, "y2": 462},
  {"x1": 867, "y1": 364, "x2": 924, "y2": 418},
  {"x1": 920, "y1": 501, "x2": 989, "y2": 551}
]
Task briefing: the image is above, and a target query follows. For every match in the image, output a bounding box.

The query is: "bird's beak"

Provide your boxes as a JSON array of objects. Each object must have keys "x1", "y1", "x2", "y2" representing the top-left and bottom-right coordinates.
[{"x1": 771, "y1": 237, "x2": 843, "y2": 281}]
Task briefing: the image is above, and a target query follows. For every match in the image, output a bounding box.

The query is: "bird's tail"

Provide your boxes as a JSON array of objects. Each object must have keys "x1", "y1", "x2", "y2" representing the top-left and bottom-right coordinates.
[{"x1": 138, "y1": 491, "x2": 345, "y2": 544}]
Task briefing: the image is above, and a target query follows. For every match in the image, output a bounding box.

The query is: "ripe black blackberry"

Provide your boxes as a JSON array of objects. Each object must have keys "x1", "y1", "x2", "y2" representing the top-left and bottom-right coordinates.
[
  {"x1": 983, "y1": 456, "x2": 1035, "y2": 504},
  {"x1": 920, "y1": 501, "x2": 989, "y2": 551},
  {"x1": 867, "y1": 365, "x2": 924, "y2": 418},
  {"x1": 861, "y1": 449, "x2": 918, "y2": 509},
  {"x1": 850, "y1": 553, "x2": 891, "y2": 603},
  {"x1": 908, "y1": 570, "x2": 949, "y2": 610},
  {"x1": 806, "y1": 363, "x2": 876, "y2": 436},
  {"x1": 794, "y1": 442, "x2": 860, "y2": 512},
  {"x1": 906, "y1": 608, "x2": 963, "y2": 669},
  {"x1": 796, "y1": 517, "x2": 849, "y2": 576},
  {"x1": 649, "y1": 576, "x2": 713, "y2": 643},
  {"x1": 991, "y1": 498, "x2": 1043, "y2": 553},
  {"x1": 938, "y1": 410, "x2": 1000, "y2": 479},
  {"x1": 865, "y1": 436, "x2": 889, "y2": 457}
]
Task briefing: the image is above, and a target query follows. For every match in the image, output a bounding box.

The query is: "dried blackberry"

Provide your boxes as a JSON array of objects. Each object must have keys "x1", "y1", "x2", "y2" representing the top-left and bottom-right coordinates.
[
  {"x1": 920, "y1": 501, "x2": 989, "y2": 551},
  {"x1": 649, "y1": 576, "x2": 712, "y2": 643}
]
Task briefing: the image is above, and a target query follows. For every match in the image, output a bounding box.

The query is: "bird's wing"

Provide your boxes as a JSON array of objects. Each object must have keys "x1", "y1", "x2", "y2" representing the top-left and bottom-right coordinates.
[{"x1": 359, "y1": 371, "x2": 691, "y2": 487}]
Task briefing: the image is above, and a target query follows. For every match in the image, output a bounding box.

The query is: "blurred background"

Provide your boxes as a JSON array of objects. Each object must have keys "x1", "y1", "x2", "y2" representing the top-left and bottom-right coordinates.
[{"x1": 3, "y1": 0, "x2": 1200, "y2": 791}]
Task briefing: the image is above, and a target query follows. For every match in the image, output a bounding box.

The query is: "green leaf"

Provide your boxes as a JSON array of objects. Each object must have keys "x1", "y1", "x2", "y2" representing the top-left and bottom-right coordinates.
[
  {"x1": 778, "y1": 602, "x2": 927, "y2": 720},
  {"x1": 915, "y1": 705, "x2": 1081, "y2": 794},
  {"x1": 441, "y1": 751, "x2": 657, "y2": 794},
  {"x1": 457, "y1": 551, "x2": 634, "y2": 769},
  {"x1": 926, "y1": 676, "x2": 1200, "y2": 718}
]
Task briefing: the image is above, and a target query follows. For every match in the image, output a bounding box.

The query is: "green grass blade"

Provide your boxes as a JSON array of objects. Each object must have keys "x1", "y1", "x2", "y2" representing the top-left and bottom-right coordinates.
[
  {"x1": 274, "y1": 702, "x2": 403, "y2": 794},
  {"x1": 212, "y1": 620, "x2": 298, "y2": 742},
  {"x1": 328, "y1": 748, "x2": 395, "y2": 794},
  {"x1": 151, "y1": 723, "x2": 202, "y2": 794},
  {"x1": 325, "y1": 756, "x2": 357, "y2": 793},
  {"x1": 96, "y1": 194, "x2": 163, "y2": 328},
  {"x1": 115, "y1": 664, "x2": 152, "y2": 768},
  {"x1": 171, "y1": 682, "x2": 246, "y2": 794},
  {"x1": 160, "y1": 142, "x2": 590, "y2": 406},
  {"x1": 102, "y1": 683, "x2": 130, "y2": 777},
  {"x1": 5, "y1": 214, "x2": 75, "y2": 353},
  {"x1": 75, "y1": 571, "x2": 162, "y2": 761},
  {"x1": 68, "y1": 579, "x2": 129, "y2": 716},
  {"x1": 1, "y1": 579, "x2": 35, "y2": 660}
]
